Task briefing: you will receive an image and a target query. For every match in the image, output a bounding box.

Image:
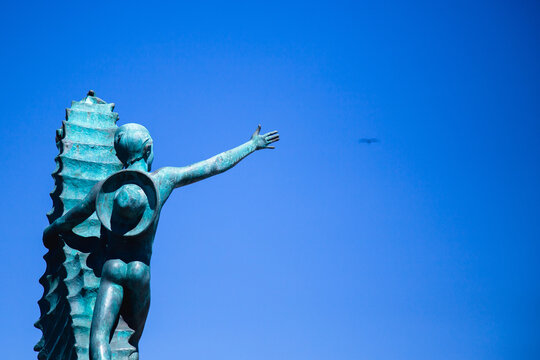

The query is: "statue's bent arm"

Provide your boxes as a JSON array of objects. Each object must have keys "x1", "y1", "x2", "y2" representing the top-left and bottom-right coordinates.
[
  {"x1": 157, "y1": 125, "x2": 280, "y2": 190},
  {"x1": 44, "y1": 182, "x2": 101, "y2": 238}
]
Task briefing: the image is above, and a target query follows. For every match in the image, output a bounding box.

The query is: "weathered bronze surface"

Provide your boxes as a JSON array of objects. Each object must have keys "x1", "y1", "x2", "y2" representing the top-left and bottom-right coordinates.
[{"x1": 35, "y1": 92, "x2": 279, "y2": 360}]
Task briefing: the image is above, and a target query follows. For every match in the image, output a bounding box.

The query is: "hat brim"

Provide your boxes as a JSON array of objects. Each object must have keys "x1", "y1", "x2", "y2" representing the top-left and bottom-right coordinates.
[{"x1": 96, "y1": 170, "x2": 159, "y2": 237}]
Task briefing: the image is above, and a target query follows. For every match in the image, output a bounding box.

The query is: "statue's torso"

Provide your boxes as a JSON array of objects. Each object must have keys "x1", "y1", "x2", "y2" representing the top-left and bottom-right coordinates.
[{"x1": 99, "y1": 170, "x2": 173, "y2": 272}]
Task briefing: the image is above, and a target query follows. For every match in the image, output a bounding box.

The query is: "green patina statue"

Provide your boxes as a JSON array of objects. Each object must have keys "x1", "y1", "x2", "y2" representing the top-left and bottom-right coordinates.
[{"x1": 35, "y1": 91, "x2": 279, "y2": 360}]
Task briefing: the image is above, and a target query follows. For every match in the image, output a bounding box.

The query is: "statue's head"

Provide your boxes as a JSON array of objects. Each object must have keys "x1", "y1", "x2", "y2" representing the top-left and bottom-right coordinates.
[{"x1": 114, "y1": 123, "x2": 154, "y2": 170}]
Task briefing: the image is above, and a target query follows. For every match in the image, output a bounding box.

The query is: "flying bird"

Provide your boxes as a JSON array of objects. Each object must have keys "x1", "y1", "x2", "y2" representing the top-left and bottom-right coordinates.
[{"x1": 359, "y1": 138, "x2": 380, "y2": 144}]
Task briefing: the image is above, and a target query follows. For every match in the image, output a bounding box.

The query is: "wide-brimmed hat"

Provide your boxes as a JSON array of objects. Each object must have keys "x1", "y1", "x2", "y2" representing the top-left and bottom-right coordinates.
[{"x1": 96, "y1": 170, "x2": 160, "y2": 237}]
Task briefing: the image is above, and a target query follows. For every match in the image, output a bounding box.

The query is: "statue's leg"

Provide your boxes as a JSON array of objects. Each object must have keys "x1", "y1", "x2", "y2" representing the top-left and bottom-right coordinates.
[
  {"x1": 122, "y1": 261, "x2": 151, "y2": 355},
  {"x1": 90, "y1": 278, "x2": 124, "y2": 360}
]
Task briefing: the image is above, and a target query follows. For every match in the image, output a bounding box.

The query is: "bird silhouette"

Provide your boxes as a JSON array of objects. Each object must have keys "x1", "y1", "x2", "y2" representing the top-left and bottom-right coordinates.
[{"x1": 359, "y1": 138, "x2": 380, "y2": 144}]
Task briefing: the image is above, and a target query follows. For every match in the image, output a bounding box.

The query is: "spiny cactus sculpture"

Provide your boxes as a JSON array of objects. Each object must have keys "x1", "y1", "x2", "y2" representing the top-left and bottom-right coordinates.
[{"x1": 35, "y1": 92, "x2": 137, "y2": 359}]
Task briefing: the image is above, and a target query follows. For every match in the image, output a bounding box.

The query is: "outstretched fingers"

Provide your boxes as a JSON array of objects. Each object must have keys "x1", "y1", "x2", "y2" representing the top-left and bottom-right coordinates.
[
  {"x1": 262, "y1": 130, "x2": 278, "y2": 137},
  {"x1": 266, "y1": 134, "x2": 280, "y2": 142},
  {"x1": 264, "y1": 134, "x2": 279, "y2": 149}
]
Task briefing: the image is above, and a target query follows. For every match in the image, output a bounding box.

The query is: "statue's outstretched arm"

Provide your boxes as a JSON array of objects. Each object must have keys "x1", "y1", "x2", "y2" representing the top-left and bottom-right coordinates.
[
  {"x1": 43, "y1": 182, "x2": 101, "y2": 241},
  {"x1": 160, "y1": 125, "x2": 279, "y2": 189}
]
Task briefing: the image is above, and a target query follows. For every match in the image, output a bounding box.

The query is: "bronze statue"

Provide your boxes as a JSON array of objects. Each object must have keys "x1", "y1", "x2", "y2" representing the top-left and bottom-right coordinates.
[{"x1": 36, "y1": 92, "x2": 279, "y2": 360}]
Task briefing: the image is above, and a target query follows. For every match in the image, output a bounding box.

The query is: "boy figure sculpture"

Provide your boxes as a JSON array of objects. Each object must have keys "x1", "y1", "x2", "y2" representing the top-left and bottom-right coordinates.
[{"x1": 44, "y1": 123, "x2": 279, "y2": 360}]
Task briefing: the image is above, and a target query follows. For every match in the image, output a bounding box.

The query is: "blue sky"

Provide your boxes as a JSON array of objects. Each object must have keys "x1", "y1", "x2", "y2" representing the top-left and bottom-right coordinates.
[{"x1": 0, "y1": 1, "x2": 539, "y2": 359}]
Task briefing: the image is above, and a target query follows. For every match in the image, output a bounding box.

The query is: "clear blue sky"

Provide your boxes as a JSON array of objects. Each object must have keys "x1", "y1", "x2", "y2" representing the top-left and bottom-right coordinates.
[{"x1": 0, "y1": 1, "x2": 539, "y2": 359}]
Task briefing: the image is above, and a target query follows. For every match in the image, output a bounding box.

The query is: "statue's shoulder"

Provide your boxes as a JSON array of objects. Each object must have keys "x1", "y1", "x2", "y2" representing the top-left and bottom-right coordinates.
[
  {"x1": 150, "y1": 166, "x2": 175, "y2": 182},
  {"x1": 149, "y1": 167, "x2": 177, "y2": 202},
  {"x1": 149, "y1": 167, "x2": 164, "y2": 182}
]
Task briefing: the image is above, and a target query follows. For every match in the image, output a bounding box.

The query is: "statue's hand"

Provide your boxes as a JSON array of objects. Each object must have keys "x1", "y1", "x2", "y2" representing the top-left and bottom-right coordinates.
[
  {"x1": 251, "y1": 125, "x2": 280, "y2": 150},
  {"x1": 43, "y1": 223, "x2": 60, "y2": 248}
]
